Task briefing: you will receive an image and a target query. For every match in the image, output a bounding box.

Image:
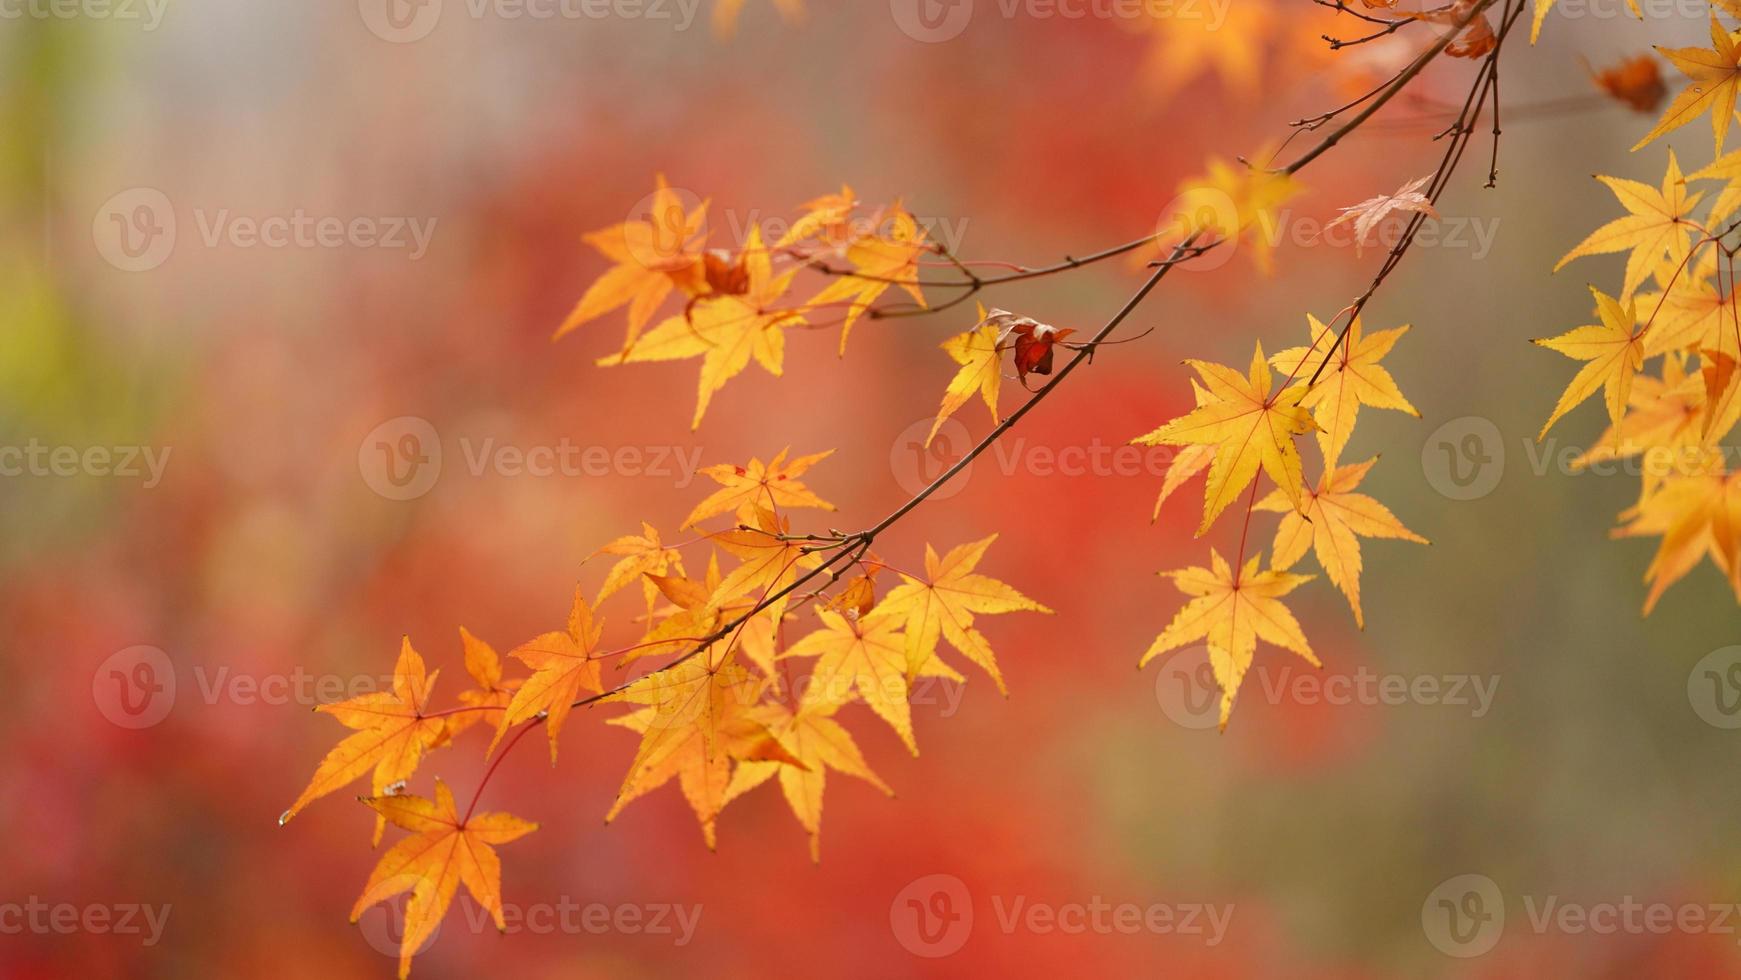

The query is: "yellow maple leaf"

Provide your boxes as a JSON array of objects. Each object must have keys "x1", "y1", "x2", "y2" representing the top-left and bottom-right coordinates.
[
  {"x1": 683, "y1": 447, "x2": 836, "y2": 528},
  {"x1": 926, "y1": 307, "x2": 1003, "y2": 448},
  {"x1": 1634, "y1": 14, "x2": 1741, "y2": 154},
  {"x1": 1572, "y1": 360, "x2": 1709, "y2": 501},
  {"x1": 1534, "y1": 287, "x2": 1647, "y2": 441},
  {"x1": 603, "y1": 656, "x2": 799, "y2": 848},
  {"x1": 777, "y1": 184, "x2": 857, "y2": 249},
  {"x1": 1132, "y1": 341, "x2": 1318, "y2": 535},
  {"x1": 784, "y1": 608, "x2": 918, "y2": 754},
  {"x1": 1254, "y1": 456, "x2": 1428, "y2": 629},
  {"x1": 1270, "y1": 315, "x2": 1418, "y2": 470},
  {"x1": 1158, "y1": 152, "x2": 1300, "y2": 275},
  {"x1": 434, "y1": 627, "x2": 520, "y2": 745},
  {"x1": 1688, "y1": 148, "x2": 1741, "y2": 223},
  {"x1": 1140, "y1": 548, "x2": 1317, "y2": 730},
  {"x1": 283, "y1": 637, "x2": 443, "y2": 833},
  {"x1": 490, "y1": 587, "x2": 605, "y2": 763},
  {"x1": 707, "y1": 509, "x2": 821, "y2": 627},
  {"x1": 591, "y1": 522, "x2": 686, "y2": 616},
  {"x1": 1135, "y1": 0, "x2": 1272, "y2": 100},
  {"x1": 1613, "y1": 468, "x2": 1741, "y2": 613},
  {"x1": 555, "y1": 174, "x2": 708, "y2": 348},
  {"x1": 1635, "y1": 247, "x2": 1726, "y2": 358},
  {"x1": 352, "y1": 780, "x2": 537, "y2": 979},
  {"x1": 606, "y1": 225, "x2": 806, "y2": 429},
  {"x1": 805, "y1": 206, "x2": 928, "y2": 353},
  {"x1": 1555, "y1": 152, "x2": 1699, "y2": 303},
  {"x1": 867, "y1": 534, "x2": 1051, "y2": 696},
  {"x1": 724, "y1": 700, "x2": 892, "y2": 862}
]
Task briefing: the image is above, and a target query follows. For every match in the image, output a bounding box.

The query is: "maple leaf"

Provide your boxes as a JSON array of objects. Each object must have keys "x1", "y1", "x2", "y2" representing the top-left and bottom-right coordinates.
[
  {"x1": 556, "y1": 174, "x2": 708, "y2": 349},
  {"x1": 620, "y1": 563, "x2": 728, "y2": 672},
  {"x1": 1613, "y1": 468, "x2": 1741, "y2": 613},
  {"x1": 1270, "y1": 315, "x2": 1418, "y2": 469},
  {"x1": 683, "y1": 447, "x2": 836, "y2": 528},
  {"x1": 984, "y1": 308, "x2": 1075, "y2": 384},
  {"x1": 1690, "y1": 149, "x2": 1741, "y2": 223},
  {"x1": 926, "y1": 310, "x2": 1003, "y2": 447},
  {"x1": 867, "y1": 535, "x2": 1051, "y2": 696},
  {"x1": 1571, "y1": 360, "x2": 1709, "y2": 501},
  {"x1": 1414, "y1": 0, "x2": 1498, "y2": 59},
  {"x1": 434, "y1": 627, "x2": 520, "y2": 745},
  {"x1": 724, "y1": 700, "x2": 892, "y2": 862},
  {"x1": 1635, "y1": 247, "x2": 1726, "y2": 357},
  {"x1": 1151, "y1": 444, "x2": 1215, "y2": 521},
  {"x1": 1534, "y1": 287, "x2": 1647, "y2": 441},
  {"x1": 1326, "y1": 175, "x2": 1438, "y2": 256},
  {"x1": 1132, "y1": 342, "x2": 1319, "y2": 535},
  {"x1": 1555, "y1": 151, "x2": 1699, "y2": 303},
  {"x1": 1591, "y1": 53, "x2": 1667, "y2": 114},
  {"x1": 1146, "y1": 379, "x2": 1216, "y2": 521},
  {"x1": 1254, "y1": 456, "x2": 1428, "y2": 629},
  {"x1": 604, "y1": 655, "x2": 800, "y2": 848},
  {"x1": 707, "y1": 509, "x2": 821, "y2": 627},
  {"x1": 592, "y1": 522, "x2": 686, "y2": 616},
  {"x1": 490, "y1": 587, "x2": 605, "y2": 763},
  {"x1": 283, "y1": 637, "x2": 443, "y2": 832},
  {"x1": 606, "y1": 226, "x2": 805, "y2": 429},
  {"x1": 806, "y1": 206, "x2": 929, "y2": 353},
  {"x1": 1634, "y1": 14, "x2": 1741, "y2": 154},
  {"x1": 1140, "y1": 548, "x2": 1317, "y2": 730},
  {"x1": 784, "y1": 608, "x2": 919, "y2": 754},
  {"x1": 777, "y1": 184, "x2": 857, "y2": 249},
  {"x1": 1136, "y1": 0, "x2": 1272, "y2": 99},
  {"x1": 352, "y1": 780, "x2": 537, "y2": 979},
  {"x1": 1160, "y1": 152, "x2": 1301, "y2": 274},
  {"x1": 711, "y1": 0, "x2": 804, "y2": 39}
]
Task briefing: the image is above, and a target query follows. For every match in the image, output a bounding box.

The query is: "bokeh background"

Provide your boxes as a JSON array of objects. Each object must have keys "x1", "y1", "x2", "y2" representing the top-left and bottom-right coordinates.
[{"x1": 4, "y1": 1, "x2": 1741, "y2": 976}]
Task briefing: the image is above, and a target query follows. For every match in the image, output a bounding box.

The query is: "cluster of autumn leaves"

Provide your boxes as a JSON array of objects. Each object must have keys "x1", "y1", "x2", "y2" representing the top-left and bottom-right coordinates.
[
  {"x1": 555, "y1": 178, "x2": 931, "y2": 429},
  {"x1": 284, "y1": 450, "x2": 1048, "y2": 977},
  {"x1": 1534, "y1": 6, "x2": 1741, "y2": 614},
  {"x1": 284, "y1": 6, "x2": 1741, "y2": 972},
  {"x1": 1130, "y1": 318, "x2": 1431, "y2": 728}
]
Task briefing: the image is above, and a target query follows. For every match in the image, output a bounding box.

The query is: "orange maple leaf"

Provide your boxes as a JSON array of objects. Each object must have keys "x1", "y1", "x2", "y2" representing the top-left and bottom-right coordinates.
[
  {"x1": 555, "y1": 174, "x2": 708, "y2": 349},
  {"x1": 683, "y1": 447, "x2": 836, "y2": 528},
  {"x1": 489, "y1": 587, "x2": 605, "y2": 763},
  {"x1": 283, "y1": 638, "x2": 444, "y2": 834},
  {"x1": 352, "y1": 779, "x2": 537, "y2": 979}
]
